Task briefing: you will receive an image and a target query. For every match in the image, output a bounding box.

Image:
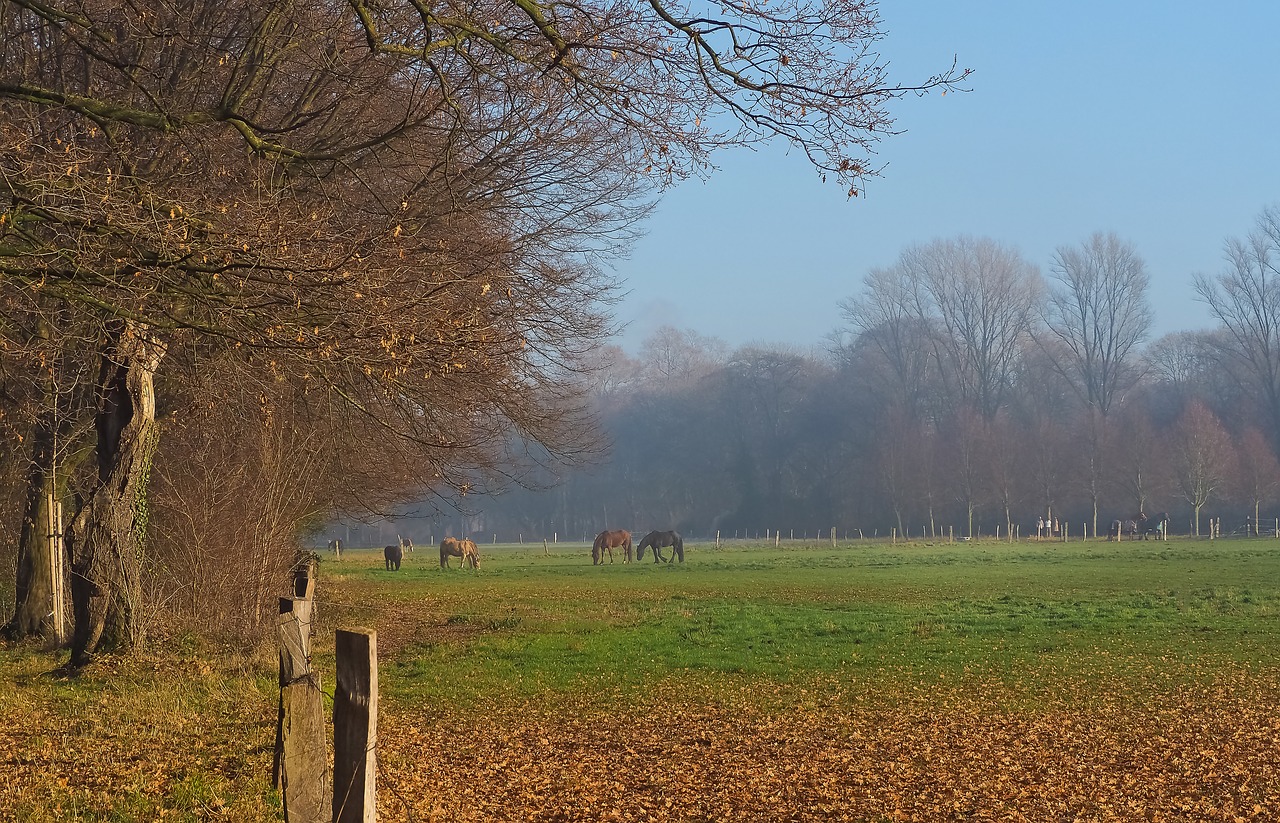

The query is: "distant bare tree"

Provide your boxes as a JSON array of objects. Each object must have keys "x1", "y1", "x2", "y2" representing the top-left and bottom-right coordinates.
[
  {"x1": 638, "y1": 326, "x2": 729, "y2": 388},
  {"x1": 905, "y1": 237, "x2": 1042, "y2": 420},
  {"x1": 1112, "y1": 401, "x2": 1171, "y2": 517},
  {"x1": 1040, "y1": 233, "x2": 1151, "y2": 416},
  {"x1": 1230, "y1": 427, "x2": 1280, "y2": 534},
  {"x1": 984, "y1": 411, "x2": 1028, "y2": 539},
  {"x1": 1170, "y1": 400, "x2": 1235, "y2": 536},
  {"x1": 939, "y1": 407, "x2": 987, "y2": 538},
  {"x1": 1193, "y1": 206, "x2": 1280, "y2": 452},
  {"x1": 839, "y1": 265, "x2": 934, "y2": 417}
]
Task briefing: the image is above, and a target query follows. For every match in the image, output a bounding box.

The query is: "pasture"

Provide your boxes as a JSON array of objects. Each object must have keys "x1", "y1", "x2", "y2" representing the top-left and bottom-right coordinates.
[{"x1": 4, "y1": 537, "x2": 1280, "y2": 820}]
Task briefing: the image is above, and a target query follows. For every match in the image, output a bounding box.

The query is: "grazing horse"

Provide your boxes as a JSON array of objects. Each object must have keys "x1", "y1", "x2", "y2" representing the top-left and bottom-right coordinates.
[
  {"x1": 1138, "y1": 512, "x2": 1169, "y2": 540},
  {"x1": 384, "y1": 543, "x2": 404, "y2": 571},
  {"x1": 398, "y1": 534, "x2": 414, "y2": 554},
  {"x1": 636, "y1": 530, "x2": 684, "y2": 563},
  {"x1": 440, "y1": 537, "x2": 481, "y2": 569},
  {"x1": 460, "y1": 539, "x2": 480, "y2": 569},
  {"x1": 592, "y1": 530, "x2": 633, "y2": 565}
]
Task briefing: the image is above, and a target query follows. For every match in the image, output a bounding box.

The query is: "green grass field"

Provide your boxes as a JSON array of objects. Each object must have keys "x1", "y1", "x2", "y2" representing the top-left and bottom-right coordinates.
[
  {"x1": 5, "y1": 535, "x2": 1280, "y2": 820},
  {"x1": 325, "y1": 537, "x2": 1280, "y2": 706}
]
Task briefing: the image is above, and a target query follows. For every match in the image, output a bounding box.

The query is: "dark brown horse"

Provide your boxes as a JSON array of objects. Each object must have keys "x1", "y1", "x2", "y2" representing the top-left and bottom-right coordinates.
[
  {"x1": 384, "y1": 543, "x2": 403, "y2": 571},
  {"x1": 636, "y1": 530, "x2": 684, "y2": 563},
  {"x1": 1138, "y1": 512, "x2": 1169, "y2": 539},
  {"x1": 440, "y1": 537, "x2": 480, "y2": 569},
  {"x1": 592, "y1": 530, "x2": 633, "y2": 564}
]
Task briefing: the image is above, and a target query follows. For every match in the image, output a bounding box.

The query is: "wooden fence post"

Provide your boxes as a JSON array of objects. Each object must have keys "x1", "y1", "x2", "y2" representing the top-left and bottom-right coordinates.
[
  {"x1": 333, "y1": 628, "x2": 378, "y2": 823},
  {"x1": 274, "y1": 589, "x2": 329, "y2": 822}
]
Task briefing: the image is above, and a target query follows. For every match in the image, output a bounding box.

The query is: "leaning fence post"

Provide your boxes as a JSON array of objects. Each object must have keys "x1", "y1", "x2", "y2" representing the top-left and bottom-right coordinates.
[{"x1": 333, "y1": 628, "x2": 378, "y2": 823}]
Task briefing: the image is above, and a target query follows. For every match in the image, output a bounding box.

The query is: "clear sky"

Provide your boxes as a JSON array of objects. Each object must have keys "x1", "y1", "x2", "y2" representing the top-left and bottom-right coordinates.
[{"x1": 610, "y1": 2, "x2": 1280, "y2": 353}]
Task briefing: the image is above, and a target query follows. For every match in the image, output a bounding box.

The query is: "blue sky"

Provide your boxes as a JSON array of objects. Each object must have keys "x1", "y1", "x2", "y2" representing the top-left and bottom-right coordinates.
[{"x1": 610, "y1": 2, "x2": 1280, "y2": 352}]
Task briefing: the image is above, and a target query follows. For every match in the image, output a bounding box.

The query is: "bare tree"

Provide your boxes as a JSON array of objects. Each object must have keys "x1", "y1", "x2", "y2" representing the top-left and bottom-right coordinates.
[
  {"x1": 1193, "y1": 206, "x2": 1280, "y2": 453},
  {"x1": 1170, "y1": 400, "x2": 1235, "y2": 536},
  {"x1": 1040, "y1": 232, "x2": 1151, "y2": 416},
  {"x1": 1230, "y1": 427, "x2": 1280, "y2": 535},
  {"x1": 638, "y1": 326, "x2": 729, "y2": 388},
  {"x1": 1111, "y1": 401, "x2": 1170, "y2": 518},
  {"x1": 902, "y1": 237, "x2": 1041, "y2": 420},
  {"x1": 839, "y1": 265, "x2": 934, "y2": 417}
]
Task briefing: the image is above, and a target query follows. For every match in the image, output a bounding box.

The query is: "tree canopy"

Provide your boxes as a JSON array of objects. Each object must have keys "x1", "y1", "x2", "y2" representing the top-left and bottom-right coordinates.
[{"x1": 1, "y1": 0, "x2": 969, "y2": 659}]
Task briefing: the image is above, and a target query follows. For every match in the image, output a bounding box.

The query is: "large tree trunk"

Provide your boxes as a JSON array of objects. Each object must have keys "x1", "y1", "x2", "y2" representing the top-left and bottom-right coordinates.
[
  {"x1": 67, "y1": 323, "x2": 166, "y2": 668},
  {"x1": 6, "y1": 367, "x2": 88, "y2": 642},
  {"x1": 6, "y1": 413, "x2": 60, "y2": 640}
]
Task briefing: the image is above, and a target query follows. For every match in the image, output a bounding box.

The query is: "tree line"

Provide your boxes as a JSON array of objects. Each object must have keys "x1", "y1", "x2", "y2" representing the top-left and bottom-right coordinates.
[
  {"x1": 0, "y1": 0, "x2": 968, "y2": 657},
  {"x1": 474, "y1": 214, "x2": 1280, "y2": 543}
]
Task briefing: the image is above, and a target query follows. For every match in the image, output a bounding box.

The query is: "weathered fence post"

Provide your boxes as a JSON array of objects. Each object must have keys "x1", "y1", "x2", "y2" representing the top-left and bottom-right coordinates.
[
  {"x1": 333, "y1": 628, "x2": 378, "y2": 823},
  {"x1": 830, "y1": 527, "x2": 836, "y2": 547},
  {"x1": 716, "y1": 530, "x2": 721, "y2": 548},
  {"x1": 275, "y1": 554, "x2": 329, "y2": 823}
]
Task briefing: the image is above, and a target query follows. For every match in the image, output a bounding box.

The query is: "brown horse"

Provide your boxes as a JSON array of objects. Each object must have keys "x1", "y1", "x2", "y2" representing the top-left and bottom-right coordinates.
[
  {"x1": 440, "y1": 537, "x2": 481, "y2": 569},
  {"x1": 460, "y1": 539, "x2": 480, "y2": 569},
  {"x1": 384, "y1": 543, "x2": 403, "y2": 571},
  {"x1": 592, "y1": 530, "x2": 633, "y2": 565},
  {"x1": 636, "y1": 530, "x2": 684, "y2": 563}
]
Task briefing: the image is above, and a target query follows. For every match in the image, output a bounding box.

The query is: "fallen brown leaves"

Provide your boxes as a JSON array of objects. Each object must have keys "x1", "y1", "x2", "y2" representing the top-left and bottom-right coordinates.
[
  {"x1": 379, "y1": 672, "x2": 1280, "y2": 822},
  {"x1": 5, "y1": 647, "x2": 1280, "y2": 821},
  {"x1": 0, "y1": 652, "x2": 279, "y2": 821}
]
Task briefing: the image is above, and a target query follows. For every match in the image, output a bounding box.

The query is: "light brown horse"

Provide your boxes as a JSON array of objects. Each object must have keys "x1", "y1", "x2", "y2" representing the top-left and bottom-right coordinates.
[
  {"x1": 592, "y1": 529, "x2": 633, "y2": 565},
  {"x1": 440, "y1": 537, "x2": 481, "y2": 569},
  {"x1": 460, "y1": 539, "x2": 480, "y2": 569}
]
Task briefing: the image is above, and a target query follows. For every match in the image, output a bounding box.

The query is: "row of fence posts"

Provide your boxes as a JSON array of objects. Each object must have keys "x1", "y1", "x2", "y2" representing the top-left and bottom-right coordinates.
[
  {"x1": 275, "y1": 554, "x2": 377, "y2": 823},
  {"x1": 323, "y1": 519, "x2": 1280, "y2": 560}
]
